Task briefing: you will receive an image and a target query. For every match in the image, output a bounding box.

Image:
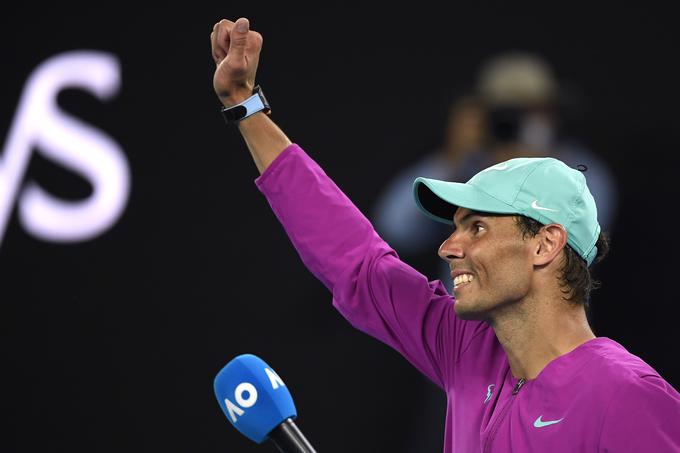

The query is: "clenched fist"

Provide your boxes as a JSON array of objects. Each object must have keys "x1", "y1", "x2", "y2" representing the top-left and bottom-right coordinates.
[{"x1": 211, "y1": 18, "x2": 263, "y2": 108}]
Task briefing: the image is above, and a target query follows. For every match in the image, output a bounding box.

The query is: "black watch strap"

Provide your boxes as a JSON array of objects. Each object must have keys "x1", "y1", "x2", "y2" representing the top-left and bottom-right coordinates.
[{"x1": 220, "y1": 85, "x2": 271, "y2": 124}]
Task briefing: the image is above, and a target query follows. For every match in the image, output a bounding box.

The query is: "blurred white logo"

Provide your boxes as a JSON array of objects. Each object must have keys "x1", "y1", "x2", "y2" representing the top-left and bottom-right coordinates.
[{"x1": 0, "y1": 51, "x2": 130, "y2": 248}]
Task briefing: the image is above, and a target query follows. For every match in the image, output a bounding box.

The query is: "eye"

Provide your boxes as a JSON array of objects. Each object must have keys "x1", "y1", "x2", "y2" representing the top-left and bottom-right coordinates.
[{"x1": 473, "y1": 222, "x2": 485, "y2": 234}]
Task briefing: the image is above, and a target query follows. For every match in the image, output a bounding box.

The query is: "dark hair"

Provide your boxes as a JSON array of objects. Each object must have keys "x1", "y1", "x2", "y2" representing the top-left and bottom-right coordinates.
[{"x1": 515, "y1": 216, "x2": 609, "y2": 308}]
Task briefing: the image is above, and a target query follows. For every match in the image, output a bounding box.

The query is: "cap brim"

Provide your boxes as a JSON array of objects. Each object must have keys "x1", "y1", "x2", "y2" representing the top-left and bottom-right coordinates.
[{"x1": 413, "y1": 177, "x2": 517, "y2": 224}]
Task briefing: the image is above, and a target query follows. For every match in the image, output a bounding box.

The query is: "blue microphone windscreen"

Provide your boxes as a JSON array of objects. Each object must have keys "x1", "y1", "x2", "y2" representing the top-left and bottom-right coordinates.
[{"x1": 214, "y1": 354, "x2": 297, "y2": 443}]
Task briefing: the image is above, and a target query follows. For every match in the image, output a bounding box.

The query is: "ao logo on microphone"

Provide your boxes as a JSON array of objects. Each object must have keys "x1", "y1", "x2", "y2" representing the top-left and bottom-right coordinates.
[
  {"x1": 0, "y1": 50, "x2": 130, "y2": 248},
  {"x1": 214, "y1": 354, "x2": 299, "y2": 444},
  {"x1": 225, "y1": 367, "x2": 285, "y2": 423}
]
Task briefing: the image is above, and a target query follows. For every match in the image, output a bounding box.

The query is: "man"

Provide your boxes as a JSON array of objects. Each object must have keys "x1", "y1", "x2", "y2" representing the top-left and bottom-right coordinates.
[{"x1": 210, "y1": 17, "x2": 680, "y2": 452}]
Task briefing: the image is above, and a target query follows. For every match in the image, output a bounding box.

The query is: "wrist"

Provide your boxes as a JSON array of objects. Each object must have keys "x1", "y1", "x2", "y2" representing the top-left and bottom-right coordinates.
[
  {"x1": 220, "y1": 85, "x2": 271, "y2": 124},
  {"x1": 216, "y1": 82, "x2": 256, "y2": 108},
  {"x1": 219, "y1": 94, "x2": 250, "y2": 108}
]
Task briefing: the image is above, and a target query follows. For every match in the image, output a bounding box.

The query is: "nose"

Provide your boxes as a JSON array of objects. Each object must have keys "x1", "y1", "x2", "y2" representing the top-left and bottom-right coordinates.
[{"x1": 438, "y1": 231, "x2": 464, "y2": 263}]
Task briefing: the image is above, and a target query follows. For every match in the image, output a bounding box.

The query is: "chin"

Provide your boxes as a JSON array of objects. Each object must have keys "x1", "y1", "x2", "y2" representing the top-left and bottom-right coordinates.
[{"x1": 453, "y1": 298, "x2": 488, "y2": 321}]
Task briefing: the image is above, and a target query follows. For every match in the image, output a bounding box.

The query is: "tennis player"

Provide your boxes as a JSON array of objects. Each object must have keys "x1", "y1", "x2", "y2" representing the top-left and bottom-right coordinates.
[{"x1": 210, "y1": 17, "x2": 680, "y2": 452}]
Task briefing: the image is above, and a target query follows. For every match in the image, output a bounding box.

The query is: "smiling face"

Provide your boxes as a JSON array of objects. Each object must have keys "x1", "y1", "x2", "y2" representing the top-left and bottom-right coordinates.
[{"x1": 438, "y1": 208, "x2": 536, "y2": 320}]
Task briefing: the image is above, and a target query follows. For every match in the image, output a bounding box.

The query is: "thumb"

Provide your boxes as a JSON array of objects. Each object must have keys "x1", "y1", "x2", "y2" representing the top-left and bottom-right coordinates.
[{"x1": 228, "y1": 18, "x2": 250, "y2": 61}]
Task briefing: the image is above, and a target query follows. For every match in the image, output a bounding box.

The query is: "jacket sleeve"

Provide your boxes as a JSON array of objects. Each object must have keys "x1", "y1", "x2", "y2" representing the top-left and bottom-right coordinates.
[{"x1": 255, "y1": 144, "x2": 487, "y2": 389}]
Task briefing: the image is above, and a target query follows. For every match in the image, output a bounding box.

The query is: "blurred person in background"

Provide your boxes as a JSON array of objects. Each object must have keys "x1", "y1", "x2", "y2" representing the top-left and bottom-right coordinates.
[{"x1": 371, "y1": 51, "x2": 618, "y2": 294}]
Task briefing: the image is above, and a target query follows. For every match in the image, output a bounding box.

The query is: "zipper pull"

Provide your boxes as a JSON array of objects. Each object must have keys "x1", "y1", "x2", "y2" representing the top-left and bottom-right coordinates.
[{"x1": 512, "y1": 378, "x2": 526, "y2": 395}]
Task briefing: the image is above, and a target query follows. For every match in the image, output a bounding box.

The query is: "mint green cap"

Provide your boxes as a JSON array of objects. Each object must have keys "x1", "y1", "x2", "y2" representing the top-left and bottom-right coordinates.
[{"x1": 413, "y1": 157, "x2": 601, "y2": 265}]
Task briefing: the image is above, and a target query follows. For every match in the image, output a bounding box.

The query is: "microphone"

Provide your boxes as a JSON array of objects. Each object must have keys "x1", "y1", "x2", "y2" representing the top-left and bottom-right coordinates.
[{"x1": 214, "y1": 354, "x2": 317, "y2": 453}]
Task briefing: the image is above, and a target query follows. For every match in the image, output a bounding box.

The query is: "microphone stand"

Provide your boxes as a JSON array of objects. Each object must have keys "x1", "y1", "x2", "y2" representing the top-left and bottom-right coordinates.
[{"x1": 268, "y1": 418, "x2": 317, "y2": 453}]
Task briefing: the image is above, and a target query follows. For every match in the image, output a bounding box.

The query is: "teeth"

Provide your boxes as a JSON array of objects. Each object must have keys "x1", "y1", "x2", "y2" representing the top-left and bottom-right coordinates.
[{"x1": 453, "y1": 273, "x2": 474, "y2": 287}]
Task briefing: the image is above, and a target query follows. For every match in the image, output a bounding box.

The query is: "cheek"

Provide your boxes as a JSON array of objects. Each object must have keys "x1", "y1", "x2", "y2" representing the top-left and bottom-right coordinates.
[
  {"x1": 496, "y1": 261, "x2": 532, "y2": 297},
  {"x1": 478, "y1": 242, "x2": 533, "y2": 294}
]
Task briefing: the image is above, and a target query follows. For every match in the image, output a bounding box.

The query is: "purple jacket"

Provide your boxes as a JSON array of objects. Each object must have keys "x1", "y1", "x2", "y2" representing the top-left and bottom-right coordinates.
[{"x1": 255, "y1": 144, "x2": 680, "y2": 452}]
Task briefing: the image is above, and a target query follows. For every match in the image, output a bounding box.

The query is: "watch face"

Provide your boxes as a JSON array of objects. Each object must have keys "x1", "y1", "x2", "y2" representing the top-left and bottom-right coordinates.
[{"x1": 222, "y1": 105, "x2": 248, "y2": 123}]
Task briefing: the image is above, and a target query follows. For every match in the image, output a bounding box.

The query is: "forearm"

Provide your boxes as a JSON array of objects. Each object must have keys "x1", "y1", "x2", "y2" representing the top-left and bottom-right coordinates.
[
  {"x1": 236, "y1": 112, "x2": 292, "y2": 175},
  {"x1": 211, "y1": 17, "x2": 291, "y2": 174}
]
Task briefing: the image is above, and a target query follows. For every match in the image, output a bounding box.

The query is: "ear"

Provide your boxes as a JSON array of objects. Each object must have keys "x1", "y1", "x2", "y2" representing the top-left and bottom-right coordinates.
[{"x1": 532, "y1": 224, "x2": 568, "y2": 266}]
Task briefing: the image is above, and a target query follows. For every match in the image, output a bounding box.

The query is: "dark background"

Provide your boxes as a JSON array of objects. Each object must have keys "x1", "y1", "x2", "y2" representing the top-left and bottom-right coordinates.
[{"x1": 3, "y1": 5, "x2": 679, "y2": 452}]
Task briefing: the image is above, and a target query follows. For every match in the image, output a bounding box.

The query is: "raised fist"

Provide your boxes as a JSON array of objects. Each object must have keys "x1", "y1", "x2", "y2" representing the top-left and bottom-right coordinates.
[{"x1": 211, "y1": 18, "x2": 263, "y2": 107}]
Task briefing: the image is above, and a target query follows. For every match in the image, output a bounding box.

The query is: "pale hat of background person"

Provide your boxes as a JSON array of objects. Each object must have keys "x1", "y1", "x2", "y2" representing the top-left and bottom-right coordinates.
[{"x1": 477, "y1": 51, "x2": 558, "y2": 107}]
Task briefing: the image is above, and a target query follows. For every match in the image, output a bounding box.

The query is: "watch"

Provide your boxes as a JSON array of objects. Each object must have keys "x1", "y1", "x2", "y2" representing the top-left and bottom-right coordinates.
[{"x1": 220, "y1": 85, "x2": 271, "y2": 124}]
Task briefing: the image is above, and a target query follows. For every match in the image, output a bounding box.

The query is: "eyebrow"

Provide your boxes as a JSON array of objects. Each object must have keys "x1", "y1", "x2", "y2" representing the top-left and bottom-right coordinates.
[{"x1": 453, "y1": 210, "x2": 482, "y2": 229}]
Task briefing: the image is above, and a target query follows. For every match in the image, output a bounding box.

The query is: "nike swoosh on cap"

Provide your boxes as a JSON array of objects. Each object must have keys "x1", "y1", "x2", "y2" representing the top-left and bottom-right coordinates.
[
  {"x1": 531, "y1": 200, "x2": 559, "y2": 212},
  {"x1": 533, "y1": 415, "x2": 564, "y2": 428}
]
